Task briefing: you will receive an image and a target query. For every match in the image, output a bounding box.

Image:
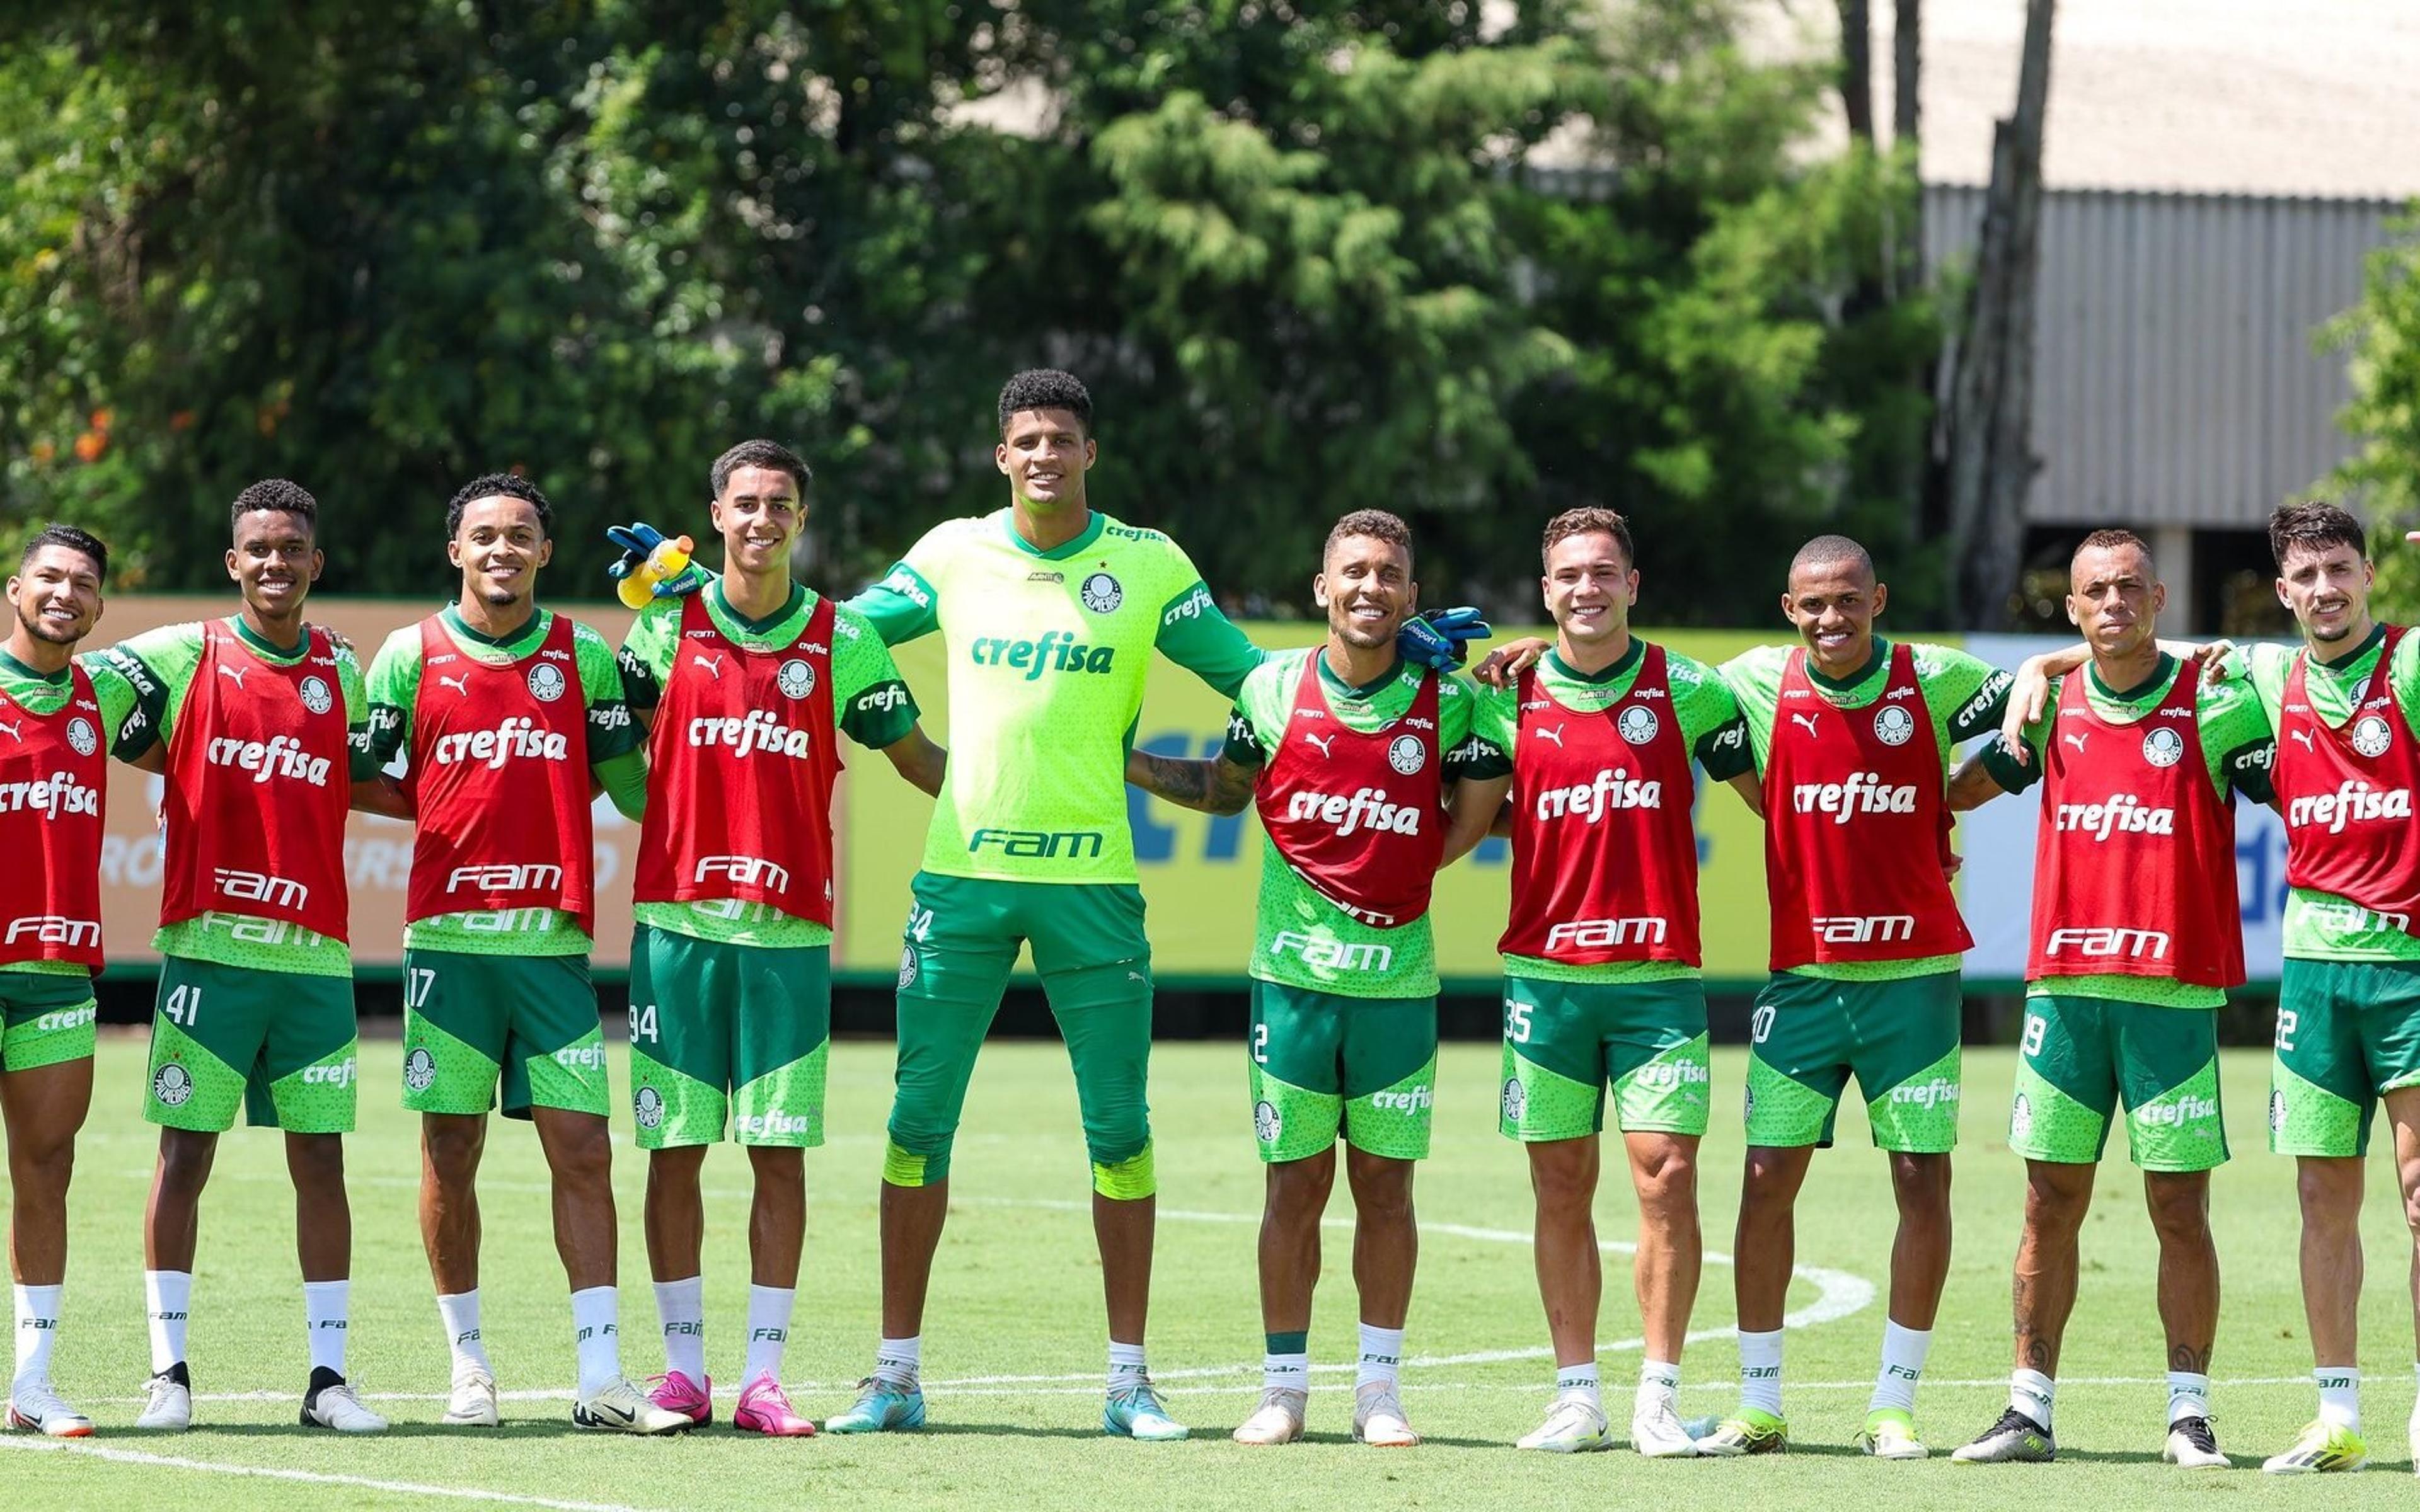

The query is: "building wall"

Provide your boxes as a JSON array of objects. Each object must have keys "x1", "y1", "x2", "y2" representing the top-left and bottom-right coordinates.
[{"x1": 1924, "y1": 185, "x2": 2405, "y2": 529}]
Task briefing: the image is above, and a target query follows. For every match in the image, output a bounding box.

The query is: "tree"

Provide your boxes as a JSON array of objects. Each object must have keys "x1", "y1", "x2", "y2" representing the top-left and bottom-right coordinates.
[{"x1": 2324, "y1": 209, "x2": 2420, "y2": 621}]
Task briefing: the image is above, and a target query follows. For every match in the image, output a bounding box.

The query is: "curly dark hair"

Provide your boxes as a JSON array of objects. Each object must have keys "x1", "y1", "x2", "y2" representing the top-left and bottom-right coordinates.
[
  {"x1": 1324, "y1": 508, "x2": 1414, "y2": 568},
  {"x1": 2268, "y1": 500, "x2": 2365, "y2": 570},
  {"x1": 18, "y1": 522, "x2": 108, "y2": 581},
  {"x1": 230, "y1": 478, "x2": 318, "y2": 533},
  {"x1": 446, "y1": 472, "x2": 554, "y2": 540},
  {"x1": 997, "y1": 369, "x2": 1093, "y2": 437},
  {"x1": 710, "y1": 439, "x2": 812, "y2": 501}
]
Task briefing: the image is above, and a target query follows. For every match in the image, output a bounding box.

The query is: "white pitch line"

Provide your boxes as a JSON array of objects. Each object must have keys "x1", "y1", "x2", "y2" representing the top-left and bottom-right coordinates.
[{"x1": 0, "y1": 1436, "x2": 660, "y2": 1512}]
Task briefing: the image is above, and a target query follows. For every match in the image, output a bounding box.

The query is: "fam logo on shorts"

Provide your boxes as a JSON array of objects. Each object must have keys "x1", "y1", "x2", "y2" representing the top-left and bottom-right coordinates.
[
  {"x1": 1080, "y1": 572, "x2": 1123, "y2": 614},
  {"x1": 633, "y1": 1085, "x2": 667, "y2": 1130},
  {"x1": 403, "y1": 1047, "x2": 437, "y2": 1094},
  {"x1": 1253, "y1": 1099, "x2": 1282, "y2": 1145},
  {"x1": 66, "y1": 716, "x2": 98, "y2": 757},
  {"x1": 777, "y1": 658, "x2": 817, "y2": 700},
  {"x1": 153, "y1": 1062, "x2": 195, "y2": 1108},
  {"x1": 2010, "y1": 1092, "x2": 2033, "y2": 1143},
  {"x1": 2353, "y1": 714, "x2": 2395, "y2": 759},
  {"x1": 526, "y1": 662, "x2": 568, "y2": 703},
  {"x1": 897, "y1": 944, "x2": 919, "y2": 991},
  {"x1": 1387, "y1": 733, "x2": 1426, "y2": 776},
  {"x1": 1872, "y1": 704, "x2": 1916, "y2": 747},
  {"x1": 1618, "y1": 706, "x2": 1659, "y2": 746},
  {"x1": 299, "y1": 675, "x2": 335, "y2": 716},
  {"x1": 1501, "y1": 1077, "x2": 1527, "y2": 1125},
  {"x1": 2141, "y1": 726, "x2": 2186, "y2": 768}
]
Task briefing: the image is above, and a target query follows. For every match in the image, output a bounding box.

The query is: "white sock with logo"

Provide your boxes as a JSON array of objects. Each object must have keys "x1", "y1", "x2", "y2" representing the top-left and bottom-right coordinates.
[
  {"x1": 1107, "y1": 1339, "x2": 1149, "y2": 1393},
  {"x1": 1634, "y1": 1359, "x2": 1675, "y2": 1412},
  {"x1": 13, "y1": 1284, "x2": 61, "y2": 1390},
  {"x1": 570, "y1": 1285, "x2": 621, "y2": 1397},
  {"x1": 2315, "y1": 1365, "x2": 2360, "y2": 1431},
  {"x1": 873, "y1": 1335, "x2": 921, "y2": 1388},
  {"x1": 303, "y1": 1279, "x2": 350, "y2": 1376},
  {"x1": 145, "y1": 1269, "x2": 192, "y2": 1373},
  {"x1": 1869, "y1": 1320, "x2": 1930, "y2": 1414},
  {"x1": 1555, "y1": 1361, "x2": 1601, "y2": 1412},
  {"x1": 2010, "y1": 1367, "x2": 2054, "y2": 1430},
  {"x1": 1356, "y1": 1324, "x2": 1405, "y2": 1390},
  {"x1": 653, "y1": 1275, "x2": 705, "y2": 1381},
  {"x1": 744, "y1": 1285, "x2": 793, "y2": 1385},
  {"x1": 2165, "y1": 1370, "x2": 2209, "y2": 1426},
  {"x1": 436, "y1": 1290, "x2": 490, "y2": 1376},
  {"x1": 1737, "y1": 1328, "x2": 1784, "y2": 1417}
]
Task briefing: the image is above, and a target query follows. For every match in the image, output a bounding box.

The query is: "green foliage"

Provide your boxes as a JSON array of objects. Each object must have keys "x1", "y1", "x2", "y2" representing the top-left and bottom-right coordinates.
[
  {"x1": 1, "y1": 0, "x2": 1939, "y2": 622},
  {"x1": 2325, "y1": 209, "x2": 2420, "y2": 621}
]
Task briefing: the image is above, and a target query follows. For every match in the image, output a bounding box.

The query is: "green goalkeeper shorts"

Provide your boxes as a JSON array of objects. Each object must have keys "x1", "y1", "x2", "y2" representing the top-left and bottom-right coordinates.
[
  {"x1": 1499, "y1": 975, "x2": 1711, "y2": 1142},
  {"x1": 1743, "y1": 969, "x2": 1961, "y2": 1152},
  {"x1": 2011, "y1": 993, "x2": 2226, "y2": 1171}
]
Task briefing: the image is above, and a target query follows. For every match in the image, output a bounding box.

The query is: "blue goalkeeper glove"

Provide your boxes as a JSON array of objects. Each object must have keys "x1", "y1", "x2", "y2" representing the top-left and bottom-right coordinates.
[
  {"x1": 1395, "y1": 606, "x2": 1492, "y2": 671},
  {"x1": 604, "y1": 520, "x2": 708, "y2": 601}
]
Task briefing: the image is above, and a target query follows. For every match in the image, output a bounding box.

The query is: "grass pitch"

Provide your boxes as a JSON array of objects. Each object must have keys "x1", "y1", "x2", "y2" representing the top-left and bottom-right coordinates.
[{"x1": 4, "y1": 1033, "x2": 2417, "y2": 1509}]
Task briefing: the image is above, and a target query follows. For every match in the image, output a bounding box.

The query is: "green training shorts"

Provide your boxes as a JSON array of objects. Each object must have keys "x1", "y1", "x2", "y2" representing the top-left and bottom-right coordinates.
[
  {"x1": 2011, "y1": 994, "x2": 2226, "y2": 1172},
  {"x1": 627, "y1": 924, "x2": 829, "y2": 1149},
  {"x1": 1499, "y1": 975, "x2": 1711, "y2": 1142},
  {"x1": 0, "y1": 971, "x2": 98, "y2": 1074},
  {"x1": 2271, "y1": 957, "x2": 2420, "y2": 1158},
  {"x1": 1744, "y1": 970, "x2": 1961, "y2": 1153},
  {"x1": 400, "y1": 948, "x2": 608, "y2": 1120},
  {"x1": 144, "y1": 957, "x2": 358, "y2": 1134},
  {"x1": 1248, "y1": 979, "x2": 1437, "y2": 1164}
]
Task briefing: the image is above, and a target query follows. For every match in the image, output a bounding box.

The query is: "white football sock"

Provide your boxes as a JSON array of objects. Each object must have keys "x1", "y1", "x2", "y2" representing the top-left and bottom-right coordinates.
[
  {"x1": 1107, "y1": 1339, "x2": 1149, "y2": 1392},
  {"x1": 1737, "y1": 1328, "x2": 1784, "y2": 1417},
  {"x1": 570, "y1": 1285, "x2": 621, "y2": 1397},
  {"x1": 744, "y1": 1285, "x2": 793, "y2": 1384},
  {"x1": 873, "y1": 1334, "x2": 921, "y2": 1387},
  {"x1": 1634, "y1": 1358, "x2": 1674, "y2": 1409},
  {"x1": 13, "y1": 1284, "x2": 61, "y2": 1389},
  {"x1": 145, "y1": 1269, "x2": 192, "y2": 1373},
  {"x1": 1869, "y1": 1320, "x2": 1930, "y2": 1414},
  {"x1": 2165, "y1": 1370, "x2": 2209, "y2": 1427},
  {"x1": 653, "y1": 1275, "x2": 705, "y2": 1381},
  {"x1": 1555, "y1": 1360, "x2": 1602, "y2": 1412},
  {"x1": 303, "y1": 1280, "x2": 350, "y2": 1376},
  {"x1": 2315, "y1": 1366, "x2": 2360, "y2": 1431},
  {"x1": 2010, "y1": 1366, "x2": 2054, "y2": 1429},
  {"x1": 437, "y1": 1290, "x2": 490, "y2": 1375},
  {"x1": 1356, "y1": 1324, "x2": 1405, "y2": 1390},
  {"x1": 1263, "y1": 1349, "x2": 1309, "y2": 1393}
]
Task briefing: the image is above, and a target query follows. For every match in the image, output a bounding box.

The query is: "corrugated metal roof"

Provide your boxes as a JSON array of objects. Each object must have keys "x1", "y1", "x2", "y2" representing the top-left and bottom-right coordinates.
[{"x1": 1925, "y1": 185, "x2": 2403, "y2": 527}]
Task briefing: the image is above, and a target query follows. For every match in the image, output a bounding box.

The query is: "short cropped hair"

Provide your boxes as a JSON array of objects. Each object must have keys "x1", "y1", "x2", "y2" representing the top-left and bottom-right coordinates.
[
  {"x1": 19, "y1": 522, "x2": 108, "y2": 581},
  {"x1": 2268, "y1": 500, "x2": 2365, "y2": 570},
  {"x1": 710, "y1": 439, "x2": 812, "y2": 501},
  {"x1": 445, "y1": 472, "x2": 553, "y2": 541},
  {"x1": 1324, "y1": 508, "x2": 1413, "y2": 566},
  {"x1": 2072, "y1": 527, "x2": 2152, "y2": 570},
  {"x1": 1789, "y1": 533, "x2": 1874, "y2": 583},
  {"x1": 997, "y1": 369, "x2": 1093, "y2": 436},
  {"x1": 1540, "y1": 507, "x2": 1634, "y2": 570},
  {"x1": 230, "y1": 478, "x2": 317, "y2": 533}
]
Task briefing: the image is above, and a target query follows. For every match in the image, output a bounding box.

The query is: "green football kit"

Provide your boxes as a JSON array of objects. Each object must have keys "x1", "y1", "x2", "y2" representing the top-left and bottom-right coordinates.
[
  {"x1": 850, "y1": 507, "x2": 1263, "y2": 1194},
  {"x1": 619, "y1": 580, "x2": 916, "y2": 1148},
  {"x1": 93, "y1": 621, "x2": 377, "y2": 1134},
  {"x1": 2244, "y1": 630, "x2": 2420, "y2": 1157},
  {"x1": 0, "y1": 650, "x2": 142, "y2": 1072},
  {"x1": 1721, "y1": 639, "x2": 2012, "y2": 1152},
  {"x1": 367, "y1": 607, "x2": 645, "y2": 1120},
  {"x1": 1472, "y1": 643, "x2": 1750, "y2": 1143},
  {"x1": 1224, "y1": 648, "x2": 1507, "y2": 1163},
  {"x1": 1985, "y1": 656, "x2": 2274, "y2": 1170}
]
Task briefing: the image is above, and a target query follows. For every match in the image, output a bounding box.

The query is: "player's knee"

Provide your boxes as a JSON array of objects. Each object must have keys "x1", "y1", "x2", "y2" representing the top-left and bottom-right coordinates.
[
  {"x1": 2022, "y1": 1164, "x2": 2092, "y2": 1230},
  {"x1": 1091, "y1": 1141, "x2": 1155, "y2": 1200},
  {"x1": 1527, "y1": 1141, "x2": 1597, "y2": 1210},
  {"x1": 1344, "y1": 1147, "x2": 1415, "y2": 1222},
  {"x1": 422, "y1": 1115, "x2": 487, "y2": 1181},
  {"x1": 1888, "y1": 1150, "x2": 1952, "y2": 1209},
  {"x1": 884, "y1": 1135, "x2": 950, "y2": 1188},
  {"x1": 1080, "y1": 1100, "x2": 1151, "y2": 1186},
  {"x1": 1631, "y1": 1138, "x2": 1697, "y2": 1213},
  {"x1": 2141, "y1": 1173, "x2": 2210, "y2": 1240},
  {"x1": 2294, "y1": 1155, "x2": 2363, "y2": 1222},
  {"x1": 285, "y1": 1133, "x2": 347, "y2": 1190},
  {"x1": 154, "y1": 1129, "x2": 216, "y2": 1191}
]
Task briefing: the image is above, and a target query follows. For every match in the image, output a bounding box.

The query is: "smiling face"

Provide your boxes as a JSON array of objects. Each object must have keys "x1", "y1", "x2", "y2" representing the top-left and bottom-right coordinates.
[
  {"x1": 996, "y1": 408, "x2": 1095, "y2": 514},
  {"x1": 1543, "y1": 530, "x2": 1638, "y2": 651},
  {"x1": 2067, "y1": 542, "x2": 2164, "y2": 660},
  {"x1": 709, "y1": 464, "x2": 805, "y2": 578},
  {"x1": 1782, "y1": 558, "x2": 1886, "y2": 678},
  {"x1": 1316, "y1": 533, "x2": 1417, "y2": 652},
  {"x1": 226, "y1": 508, "x2": 322, "y2": 620},
  {"x1": 449, "y1": 494, "x2": 552, "y2": 611},
  {"x1": 8, "y1": 542, "x2": 104, "y2": 649},
  {"x1": 2275, "y1": 539, "x2": 2374, "y2": 648}
]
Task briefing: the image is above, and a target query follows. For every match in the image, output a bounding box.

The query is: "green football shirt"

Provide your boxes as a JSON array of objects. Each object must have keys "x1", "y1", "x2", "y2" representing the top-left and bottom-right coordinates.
[
  {"x1": 1224, "y1": 648, "x2": 1509, "y2": 999},
  {"x1": 1472, "y1": 641, "x2": 1751, "y2": 986},
  {"x1": 848, "y1": 508, "x2": 1265, "y2": 885},
  {"x1": 1720, "y1": 637, "x2": 2014, "y2": 982},
  {"x1": 0, "y1": 649, "x2": 146, "y2": 980},
  {"x1": 2243, "y1": 627, "x2": 2420, "y2": 963},
  {"x1": 91, "y1": 619, "x2": 378, "y2": 978},
  {"x1": 1985, "y1": 653, "x2": 2276, "y2": 1007},
  {"x1": 366, "y1": 607, "x2": 645, "y2": 956},
  {"x1": 620, "y1": 579, "x2": 917, "y2": 949}
]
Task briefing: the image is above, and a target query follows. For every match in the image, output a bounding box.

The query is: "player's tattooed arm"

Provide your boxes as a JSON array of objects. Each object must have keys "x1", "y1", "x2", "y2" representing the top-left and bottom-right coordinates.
[
  {"x1": 1441, "y1": 774, "x2": 1512, "y2": 866},
  {"x1": 1124, "y1": 748, "x2": 1256, "y2": 816},
  {"x1": 881, "y1": 726, "x2": 948, "y2": 799},
  {"x1": 1946, "y1": 749, "x2": 2012, "y2": 811},
  {"x1": 350, "y1": 775, "x2": 413, "y2": 821},
  {"x1": 2001, "y1": 639, "x2": 2237, "y2": 760}
]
